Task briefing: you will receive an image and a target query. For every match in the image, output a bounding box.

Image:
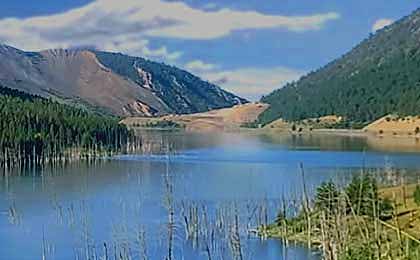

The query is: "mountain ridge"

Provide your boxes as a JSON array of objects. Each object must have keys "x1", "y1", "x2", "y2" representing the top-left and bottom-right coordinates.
[{"x1": 0, "y1": 44, "x2": 246, "y2": 116}]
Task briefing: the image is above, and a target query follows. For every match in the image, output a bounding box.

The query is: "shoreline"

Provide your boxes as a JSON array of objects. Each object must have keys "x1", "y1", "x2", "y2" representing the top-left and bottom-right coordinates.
[
  {"x1": 128, "y1": 124, "x2": 420, "y2": 140},
  {"x1": 260, "y1": 127, "x2": 420, "y2": 139}
]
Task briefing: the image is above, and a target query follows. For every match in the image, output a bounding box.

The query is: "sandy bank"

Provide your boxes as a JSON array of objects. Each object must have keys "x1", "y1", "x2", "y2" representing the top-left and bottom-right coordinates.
[{"x1": 121, "y1": 103, "x2": 269, "y2": 132}]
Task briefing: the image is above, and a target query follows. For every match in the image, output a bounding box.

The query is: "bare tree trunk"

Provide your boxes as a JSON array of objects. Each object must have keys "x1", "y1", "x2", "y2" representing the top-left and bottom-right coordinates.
[{"x1": 300, "y1": 163, "x2": 312, "y2": 248}]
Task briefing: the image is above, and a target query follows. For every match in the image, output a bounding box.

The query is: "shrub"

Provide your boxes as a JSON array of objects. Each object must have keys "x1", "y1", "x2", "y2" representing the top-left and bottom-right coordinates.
[{"x1": 341, "y1": 242, "x2": 375, "y2": 260}]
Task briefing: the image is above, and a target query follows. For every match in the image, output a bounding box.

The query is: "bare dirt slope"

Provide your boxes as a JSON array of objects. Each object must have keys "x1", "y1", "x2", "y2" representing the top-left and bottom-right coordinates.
[
  {"x1": 0, "y1": 46, "x2": 168, "y2": 115},
  {"x1": 41, "y1": 50, "x2": 169, "y2": 115},
  {"x1": 122, "y1": 103, "x2": 269, "y2": 132},
  {"x1": 364, "y1": 115, "x2": 420, "y2": 136}
]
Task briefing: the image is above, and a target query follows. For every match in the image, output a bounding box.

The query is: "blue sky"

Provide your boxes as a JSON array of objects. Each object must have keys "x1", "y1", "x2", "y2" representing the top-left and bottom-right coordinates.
[{"x1": 0, "y1": 0, "x2": 419, "y2": 100}]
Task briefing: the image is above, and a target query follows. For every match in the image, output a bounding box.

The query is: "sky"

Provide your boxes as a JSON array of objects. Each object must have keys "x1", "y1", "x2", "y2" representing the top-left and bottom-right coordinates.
[{"x1": 0, "y1": 0, "x2": 419, "y2": 100}]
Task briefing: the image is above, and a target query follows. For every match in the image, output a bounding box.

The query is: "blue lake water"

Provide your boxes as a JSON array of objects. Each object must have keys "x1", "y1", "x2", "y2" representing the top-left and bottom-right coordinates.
[{"x1": 1, "y1": 131, "x2": 420, "y2": 259}]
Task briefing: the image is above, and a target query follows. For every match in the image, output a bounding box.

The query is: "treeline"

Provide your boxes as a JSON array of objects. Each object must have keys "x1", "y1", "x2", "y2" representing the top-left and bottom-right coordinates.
[
  {"x1": 259, "y1": 9, "x2": 420, "y2": 126},
  {"x1": 0, "y1": 85, "x2": 132, "y2": 170}
]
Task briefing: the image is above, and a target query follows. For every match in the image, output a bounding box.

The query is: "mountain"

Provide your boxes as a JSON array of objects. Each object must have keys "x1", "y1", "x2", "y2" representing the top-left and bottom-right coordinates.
[
  {"x1": 0, "y1": 44, "x2": 246, "y2": 116},
  {"x1": 259, "y1": 9, "x2": 420, "y2": 126}
]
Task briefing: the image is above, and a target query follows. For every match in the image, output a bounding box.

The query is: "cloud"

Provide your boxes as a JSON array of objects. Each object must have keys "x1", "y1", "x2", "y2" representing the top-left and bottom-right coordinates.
[
  {"x1": 372, "y1": 18, "x2": 394, "y2": 32},
  {"x1": 196, "y1": 67, "x2": 305, "y2": 100},
  {"x1": 100, "y1": 37, "x2": 182, "y2": 61},
  {"x1": 0, "y1": 0, "x2": 339, "y2": 61},
  {"x1": 185, "y1": 60, "x2": 217, "y2": 72},
  {"x1": 143, "y1": 45, "x2": 183, "y2": 61},
  {"x1": 144, "y1": 4, "x2": 340, "y2": 39}
]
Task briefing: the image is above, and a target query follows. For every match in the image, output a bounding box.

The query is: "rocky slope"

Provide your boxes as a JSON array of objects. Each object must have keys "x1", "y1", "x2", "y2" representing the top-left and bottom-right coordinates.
[{"x1": 0, "y1": 44, "x2": 246, "y2": 116}]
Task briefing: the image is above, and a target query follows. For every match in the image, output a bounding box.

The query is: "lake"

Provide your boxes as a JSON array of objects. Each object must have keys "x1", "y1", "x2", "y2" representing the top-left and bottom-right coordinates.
[{"x1": 1, "y1": 131, "x2": 420, "y2": 260}]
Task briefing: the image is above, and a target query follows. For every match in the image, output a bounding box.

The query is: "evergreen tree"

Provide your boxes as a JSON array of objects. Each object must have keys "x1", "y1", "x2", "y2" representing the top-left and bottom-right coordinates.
[
  {"x1": 0, "y1": 85, "x2": 133, "y2": 169},
  {"x1": 315, "y1": 180, "x2": 340, "y2": 214}
]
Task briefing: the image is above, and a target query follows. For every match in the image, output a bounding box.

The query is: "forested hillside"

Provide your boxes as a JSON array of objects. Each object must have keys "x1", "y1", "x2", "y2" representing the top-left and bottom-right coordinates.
[
  {"x1": 260, "y1": 9, "x2": 420, "y2": 126},
  {"x1": 0, "y1": 85, "x2": 131, "y2": 169}
]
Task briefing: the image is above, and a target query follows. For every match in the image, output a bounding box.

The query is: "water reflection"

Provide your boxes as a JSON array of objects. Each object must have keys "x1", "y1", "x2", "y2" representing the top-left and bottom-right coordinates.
[
  {"x1": 260, "y1": 131, "x2": 420, "y2": 153},
  {"x1": 1, "y1": 131, "x2": 420, "y2": 259}
]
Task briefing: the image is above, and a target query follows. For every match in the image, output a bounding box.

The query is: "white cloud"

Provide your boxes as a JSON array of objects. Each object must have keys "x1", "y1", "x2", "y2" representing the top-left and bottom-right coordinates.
[
  {"x1": 143, "y1": 46, "x2": 182, "y2": 61},
  {"x1": 102, "y1": 37, "x2": 182, "y2": 61},
  {"x1": 196, "y1": 67, "x2": 305, "y2": 100},
  {"x1": 372, "y1": 18, "x2": 394, "y2": 32},
  {"x1": 185, "y1": 60, "x2": 217, "y2": 72},
  {"x1": 0, "y1": 0, "x2": 340, "y2": 61},
  {"x1": 144, "y1": 4, "x2": 340, "y2": 39}
]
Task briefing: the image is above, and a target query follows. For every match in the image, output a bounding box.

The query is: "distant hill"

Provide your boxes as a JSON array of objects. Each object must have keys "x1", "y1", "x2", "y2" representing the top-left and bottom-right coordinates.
[
  {"x1": 259, "y1": 9, "x2": 420, "y2": 127},
  {"x1": 0, "y1": 44, "x2": 246, "y2": 116}
]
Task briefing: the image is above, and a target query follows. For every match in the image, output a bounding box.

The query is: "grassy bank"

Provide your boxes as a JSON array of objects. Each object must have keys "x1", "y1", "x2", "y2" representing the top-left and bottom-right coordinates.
[{"x1": 261, "y1": 171, "x2": 420, "y2": 259}]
